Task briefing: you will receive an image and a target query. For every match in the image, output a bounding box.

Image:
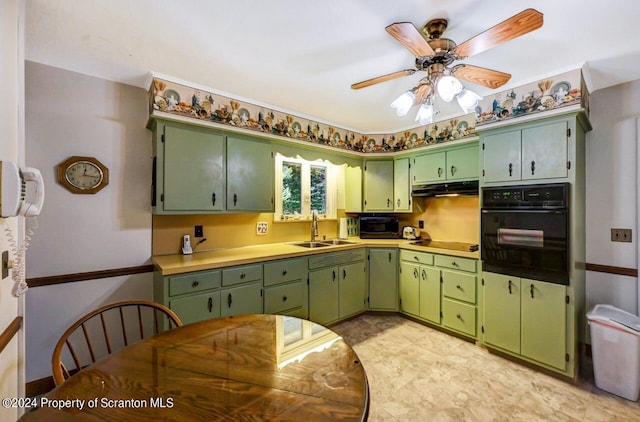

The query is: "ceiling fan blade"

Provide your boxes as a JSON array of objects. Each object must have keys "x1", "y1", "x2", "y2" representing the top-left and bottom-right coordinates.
[
  {"x1": 385, "y1": 22, "x2": 435, "y2": 57},
  {"x1": 351, "y1": 69, "x2": 416, "y2": 90},
  {"x1": 413, "y1": 83, "x2": 431, "y2": 105},
  {"x1": 453, "y1": 9, "x2": 543, "y2": 59},
  {"x1": 452, "y1": 64, "x2": 511, "y2": 89}
]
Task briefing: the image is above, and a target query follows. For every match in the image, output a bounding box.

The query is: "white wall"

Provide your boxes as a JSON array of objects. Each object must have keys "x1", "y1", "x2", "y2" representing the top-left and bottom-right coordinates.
[
  {"x1": 0, "y1": 0, "x2": 25, "y2": 418},
  {"x1": 24, "y1": 62, "x2": 153, "y2": 382},
  {"x1": 585, "y1": 80, "x2": 640, "y2": 314}
]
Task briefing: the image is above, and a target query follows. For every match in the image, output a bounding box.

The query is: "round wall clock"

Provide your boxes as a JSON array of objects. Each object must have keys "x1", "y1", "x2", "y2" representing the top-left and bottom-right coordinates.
[{"x1": 57, "y1": 156, "x2": 109, "y2": 194}]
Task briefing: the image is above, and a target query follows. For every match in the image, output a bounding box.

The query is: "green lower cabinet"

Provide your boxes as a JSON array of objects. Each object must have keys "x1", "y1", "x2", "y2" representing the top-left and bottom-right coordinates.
[
  {"x1": 368, "y1": 248, "x2": 398, "y2": 311},
  {"x1": 309, "y1": 267, "x2": 340, "y2": 325},
  {"x1": 220, "y1": 282, "x2": 263, "y2": 317},
  {"x1": 483, "y1": 272, "x2": 567, "y2": 371},
  {"x1": 339, "y1": 262, "x2": 367, "y2": 319},
  {"x1": 442, "y1": 299, "x2": 476, "y2": 336},
  {"x1": 264, "y1": 280, "x2": 308, "y2": 318},
  {"x1": 399, "y1": 262, "x2": 420, "y2": 316},
  {"x1": 169, "y1": 291, "x2": 221, "y2": 325},
  {"x1": 418, "y1": 266, "x2": 440, "y2": 323}
]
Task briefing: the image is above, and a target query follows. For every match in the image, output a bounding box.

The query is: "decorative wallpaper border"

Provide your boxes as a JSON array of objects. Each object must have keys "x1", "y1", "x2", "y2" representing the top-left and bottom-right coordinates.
[{"x1": 149, "y1": 68, "x2": 586, "y2": 154}]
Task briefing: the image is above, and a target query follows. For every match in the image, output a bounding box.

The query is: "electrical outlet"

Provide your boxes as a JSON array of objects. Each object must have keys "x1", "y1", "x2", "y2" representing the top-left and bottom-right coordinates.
[
  {"x1": 194, "y1": 225, "x2": 204, "y2": 238},
  {"x1": 2, "y1": 251, "x2": 8, "y2": 279},
  {"x1": 418, "y1": 220, "x2": 424, "y2": 229},
  {"x1": 611, "y1": 228, "x2": 632, "y2": 243},
  {"x1": 257, "y1": 222, "x2": 268, "y2": 235}
]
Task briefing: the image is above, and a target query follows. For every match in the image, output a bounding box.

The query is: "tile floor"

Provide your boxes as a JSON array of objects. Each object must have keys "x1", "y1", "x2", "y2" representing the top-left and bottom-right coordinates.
[{"x1": 331, "y1": 314, "x2": 640, "y2": 421}]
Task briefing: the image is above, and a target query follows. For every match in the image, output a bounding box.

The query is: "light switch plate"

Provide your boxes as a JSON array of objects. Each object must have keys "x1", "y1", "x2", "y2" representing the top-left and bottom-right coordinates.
[{"x1": 257, "y1": 222, "x2": 268, "y2": 235}]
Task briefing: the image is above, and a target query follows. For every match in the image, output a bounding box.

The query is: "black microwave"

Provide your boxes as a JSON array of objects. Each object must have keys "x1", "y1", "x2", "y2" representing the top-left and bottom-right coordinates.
[{"x1": 359, "y1": 216, "x2": 400, "y2": 239}]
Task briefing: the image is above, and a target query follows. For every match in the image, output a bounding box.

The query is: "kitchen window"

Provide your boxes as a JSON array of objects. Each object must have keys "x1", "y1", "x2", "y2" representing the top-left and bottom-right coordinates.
[{"x1": 275, "y1": 154, "x2": 337, "y2": 221}]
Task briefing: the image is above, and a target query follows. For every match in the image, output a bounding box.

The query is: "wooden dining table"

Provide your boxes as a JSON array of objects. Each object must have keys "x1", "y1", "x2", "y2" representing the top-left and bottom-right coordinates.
[{"x1": 21, "y1": 314, "x2": 369, "y2": 421}]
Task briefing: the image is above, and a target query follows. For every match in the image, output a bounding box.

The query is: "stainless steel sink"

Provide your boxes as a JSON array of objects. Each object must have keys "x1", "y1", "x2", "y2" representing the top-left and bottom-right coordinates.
[
  {"x1": 323, "y1": 239, "x2": 357, "y2": 245},
  {"x1": 291, "y1": 241, "x2": 332, "y2": 248}
]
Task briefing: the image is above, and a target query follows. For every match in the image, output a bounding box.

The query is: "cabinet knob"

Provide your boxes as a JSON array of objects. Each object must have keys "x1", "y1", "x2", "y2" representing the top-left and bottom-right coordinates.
[
  {"x1": 387, "y1": 198, "x2": 392, "y2": 208},
  {"x1": 233, "y1": 193, "x2": 238, "y2": 206},
  {"x1": 343, "y1": 269, "x2": 347, "y2": 279},
  {"x1": 282, "y1": 269, "x2": 287, "y2": 276},
  {"x1": 508, "y1": 163, "x2": 513, "y2": 177},
  {"x1": 192, "y1": 281, "x2": 200, "y2": 288},
  {"x1": 211, "y1": 192, "x2": 216, "y2": 206},
  {"x1": 240, "y1": 273, "x2": 246, "y2": 279},
  {"x1": 450, "y1": 165, "x2": 456, "y2": 176},
  {"x1": 531, "y1": 160, "x2": 536, "y2": 175},
  {"x1": 282, "y1": 295, "x2": 288, "y2": 302},
  {"x1": 332, "y1": 270, "x2": 336, "y2": 281},
  {"x1": 208, "y1": 297, "x2": 213, "y2": 312},
  {"x1": 397, "y1": 198, "x2": 401, "y2": 207},
  {"x1": 456, "y1": 285, "x2": 463, "y2": 291},
  {"x1": 388, "y1": 252, "x2": 392, "y2": 262},
  {"x1": 456, "y1": 313, "x2": 463, "y2": 321},
  {"x1": 451, "y1": 261, "x2": 459, "y2": 267},
  {"x1": 530, "y1": 284, "x2": 535, "y2": 299},
  {"x1": 437, "y1": 167, "x2": 443, "y2": 178},
  {"x1": 413, "y1": 268, "x2": 418, "y2": 278},
  {"x1": 228, "y1": 293, "x2": 233, "y2": 307},
  {"x1": 508, "y1": 280, "x2": 513, "y2": 294},
  {"x1": 421, "y1": 269, "x2": 426, "y2": 280}
]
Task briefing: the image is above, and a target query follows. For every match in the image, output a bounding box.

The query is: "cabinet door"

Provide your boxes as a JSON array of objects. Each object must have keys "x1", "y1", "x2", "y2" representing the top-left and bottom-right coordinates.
[
  {"x1": 521, "y1": 120, "x2": 568, "y2": 180},
  {"x1": 363, "y1": 160, "x2": 394, "y2": 211},
  {"x1": 220, "y1": 282, "x2": 263, "y2": 317},
  {"x1": 482, "y1": 129, "x2": 522, "y2": 182},
  {"x1": 521, "y1": 279, "x2": 567, "y2": 370},
  {"x1": 170, "y1": 291, "x2": 221, "y2": 325},
  {"x1": 412, "y1": 152, "x2": 446, "y2": 184},
  {"x1": 226, "y1": 136, "x2": 273, "y2": 211},
  {"x1": 483, "y1": 272, "x2": 520, "y2": 354},
  {"x1": 399, "y1": 262, "x2": 420, "y2": 316},
  {"x1": 339, "y1": 262, "x2": 366, "y2": 318},
  {"x1": 446, "y1": 145, "x2": 479, "y2": 181},
  {"x1": 393, "y1": 158, "x2": 411, "y2": 212},
  {"x1": 163, "y1": 124, "x2": 225, "y2": 211},
  {"x1": 419, "y1": 266, "x2": 441, "y2": 323},
  {"x1": 368, "y1": 249, "x2": 398, "y2": 310},
  {"x1": 345, "y1": 165, "x2": 362, "y2": 213},
  {"x1": 309, "y1": 267, "x2": 340, "y2": 325}
]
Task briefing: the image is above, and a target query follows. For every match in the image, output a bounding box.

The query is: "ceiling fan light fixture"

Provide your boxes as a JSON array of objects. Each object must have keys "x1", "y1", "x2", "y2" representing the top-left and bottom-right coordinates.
[
  {"x1": 436, "y1": 75, "x2": 463, "y2": 102},
  {"x1": 415, "y1": 102, "x2": 434, "y2": 125},
  {"x1": 390, "y1": 90, "x2": 416, "y2": 116},
  {"x1": 456, "y1": 89, "x2": 482, "y2": 112}
]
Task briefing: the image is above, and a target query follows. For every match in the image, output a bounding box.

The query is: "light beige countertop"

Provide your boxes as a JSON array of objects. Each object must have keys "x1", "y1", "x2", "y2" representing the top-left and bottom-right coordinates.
[{"x1": 153, "y1": 237, "x2": 480, "y2": 276}]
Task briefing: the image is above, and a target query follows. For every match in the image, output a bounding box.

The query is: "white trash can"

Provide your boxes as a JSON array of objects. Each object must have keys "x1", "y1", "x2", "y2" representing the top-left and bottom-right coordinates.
[{"x1": 586, "y1": 304, "x2": 640, "y2": 401}]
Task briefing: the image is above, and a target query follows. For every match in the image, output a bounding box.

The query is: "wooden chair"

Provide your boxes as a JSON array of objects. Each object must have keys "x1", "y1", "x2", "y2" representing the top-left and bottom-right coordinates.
[{"x1": 51, "y1": 300, "x2": 183, "y2": 386}]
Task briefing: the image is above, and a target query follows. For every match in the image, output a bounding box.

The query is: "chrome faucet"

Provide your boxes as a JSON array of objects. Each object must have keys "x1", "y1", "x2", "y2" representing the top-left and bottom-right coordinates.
[{"x1": 310, "y1": 210, "x2": 318, "y2": 242}]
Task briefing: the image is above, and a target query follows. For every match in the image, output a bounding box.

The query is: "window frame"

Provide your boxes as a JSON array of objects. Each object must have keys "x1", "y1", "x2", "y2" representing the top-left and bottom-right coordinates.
[{"x1": 274, "y1": 153, "x2": 337, "y2": 222}]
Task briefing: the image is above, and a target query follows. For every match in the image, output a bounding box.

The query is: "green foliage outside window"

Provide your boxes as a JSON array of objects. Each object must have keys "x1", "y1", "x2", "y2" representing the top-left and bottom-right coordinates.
[{"x1": 282, "y1": 161, "x2": 302, "y2": 215}]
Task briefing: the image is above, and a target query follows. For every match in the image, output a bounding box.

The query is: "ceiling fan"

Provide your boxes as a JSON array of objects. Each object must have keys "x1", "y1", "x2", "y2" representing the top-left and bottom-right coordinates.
[{"x1": 351, "y1": 8, "x2": 543, "y2": 122}]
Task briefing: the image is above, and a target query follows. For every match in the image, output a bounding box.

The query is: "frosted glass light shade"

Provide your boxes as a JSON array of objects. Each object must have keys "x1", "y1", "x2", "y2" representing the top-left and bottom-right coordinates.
[
  {"x1": 456, "y1": 89, "x2": 482, "y2": 112},
  {"x1": 436, "y1": 75, "x2": 463, "y2": 102},
  {"x1": 415, "y1": 103, "x2": 434, "y2": 125},
  {"x1": 390, "y1": 91, "x2": 416, "y2": 116}
]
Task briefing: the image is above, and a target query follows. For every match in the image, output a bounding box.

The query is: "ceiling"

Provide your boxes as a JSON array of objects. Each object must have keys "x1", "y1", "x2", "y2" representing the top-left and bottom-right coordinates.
[{"x1": 25, "y1": 0, "x2": 640, "y2": 133}]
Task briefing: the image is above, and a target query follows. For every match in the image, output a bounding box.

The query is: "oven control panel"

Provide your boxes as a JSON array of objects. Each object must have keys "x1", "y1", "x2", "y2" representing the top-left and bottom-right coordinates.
[{"x1": 482, "y1": 183, "x2": 569, "y2": 209}]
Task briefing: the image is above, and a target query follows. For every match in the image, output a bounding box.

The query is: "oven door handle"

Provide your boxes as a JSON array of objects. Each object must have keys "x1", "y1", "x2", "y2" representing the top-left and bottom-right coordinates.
[{"x1": 481, "y1": 209, "x2": 565, "y2": 214}]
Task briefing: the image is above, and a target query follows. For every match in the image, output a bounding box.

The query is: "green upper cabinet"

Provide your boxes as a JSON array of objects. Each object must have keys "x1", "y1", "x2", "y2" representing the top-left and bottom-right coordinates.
[
  {"x1": 368, "y1": 248, "x2": 398, "y2": 311},
  {"x1": 153, "y1": 121, "x2": 225, "y2": 213},
  {"x1": 521, "y1": 121, "x2": 568, "y2": 180},
  {"x1": 226, "y1": 135, "x2": 274, "y2": 212},
  {"x1": 393, "y1": 158, "x2": 411, "y2": 212},
  {"x1": 345, "y1": 165, "x2": 362, "y2": 213},
  {"x1": 363, "y1": 160, "x2": 394, "y2": 211},
  {"x1": 412, "y1": 144, "x2": 478, "y2": 184},
  {"x1": 412, "y1": 151, "x2": 445, "y2": 183},
  {"x1": 481, "y1": 118, "x2": 571, "y2": 184}
]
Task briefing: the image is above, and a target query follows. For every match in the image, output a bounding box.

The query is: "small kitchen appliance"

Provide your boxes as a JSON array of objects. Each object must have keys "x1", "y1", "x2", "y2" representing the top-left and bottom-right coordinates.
[{"x1": 402, "y1": 226, "x2": 420, "y2": 240}]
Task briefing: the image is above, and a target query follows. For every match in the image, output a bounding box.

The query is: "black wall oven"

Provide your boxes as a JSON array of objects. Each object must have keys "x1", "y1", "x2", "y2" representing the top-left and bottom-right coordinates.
[{"x1": 481, "y1": 183, "x2": 569, "y2": 285}]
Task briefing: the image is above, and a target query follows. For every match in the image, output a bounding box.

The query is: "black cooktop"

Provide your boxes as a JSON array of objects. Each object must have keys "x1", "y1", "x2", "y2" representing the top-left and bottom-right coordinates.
[{"x1": 411, "y1": 240, "x2": 479, "y2": 252}]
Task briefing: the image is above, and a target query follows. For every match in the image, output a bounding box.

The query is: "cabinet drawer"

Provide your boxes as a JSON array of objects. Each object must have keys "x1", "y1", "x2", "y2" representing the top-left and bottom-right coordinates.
[
  {"x1": 222, "y1": 264, "x2": 263, "y2": 286},
  {"x1": 264, "y1": 280, "x2": 307, "y2": 315},
  {"x1": 170, "y1": 291, "x2": 221, "y2": 325},
  {"x1": 442, "y1": 299, "x2": 476, "y2": 337},
  {"x1": 168, "y1": 271, "x2": 221, "y2": 297},
  {"x1": 308, "y1": 249, "x2": 365, "y2": 269},
  {"x1": 442, "y1": 271, "x2": 477, "y2": 304},
  {"x1": 435, "y1": 255, "x2": 476, "y2": 273},
  {"x1": 264, "y1": 258, "x2": 307, "y2": 287},
  {"x1": 400, "y1": 249, "x2": 434, "y2": 266}
]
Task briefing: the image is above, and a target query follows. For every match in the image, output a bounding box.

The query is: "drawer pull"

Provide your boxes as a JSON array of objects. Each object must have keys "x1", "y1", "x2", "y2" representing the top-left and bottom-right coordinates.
[
  {"x1": 414, "y1": 256, "x2": 419, "y2": 261},
  {"x1": 456, "y1": 285, "x2": 463, "y2": 291},
  {"x1": 208, "y1": 297, "x2": 213, "y2": 313},
  {"x1": 451, "y1": 261, "x2": 459, "y2": 267},
  {"x1": 240, "y1": 273, "x2": 246, "y2": 279},
  {"x1": 282, "y1": 296, "x2": 288, "y2": 302},
  {"x1": 456, "y1": 313, "x2": 463, "y2": 321},
  {"x1": 192, "y1": 281, "x2": 200, "y2": 288},
  {"x1": 282, "y1": 269, "x2": 287, "y2": 276}
]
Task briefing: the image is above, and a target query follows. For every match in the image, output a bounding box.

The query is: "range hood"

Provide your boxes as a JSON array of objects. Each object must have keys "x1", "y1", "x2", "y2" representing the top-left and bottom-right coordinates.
[{"x1": 411, "y1": 180, "x2": 479, "y2": 197}]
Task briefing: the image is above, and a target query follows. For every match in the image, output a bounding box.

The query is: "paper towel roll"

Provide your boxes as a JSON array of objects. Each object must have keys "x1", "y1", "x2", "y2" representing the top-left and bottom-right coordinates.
[{"x1": 339, "y1": 218, "x2": 348, "y2": 239}]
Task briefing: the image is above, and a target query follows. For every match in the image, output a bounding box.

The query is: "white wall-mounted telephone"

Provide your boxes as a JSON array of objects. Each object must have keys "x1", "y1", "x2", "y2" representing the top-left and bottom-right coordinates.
[
  {"x1": 1, "y1": 160, "x2": 45, "y2": 296},
  {"x1": 0, "y1": 161, "x2": 45, "y2": 217}
]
